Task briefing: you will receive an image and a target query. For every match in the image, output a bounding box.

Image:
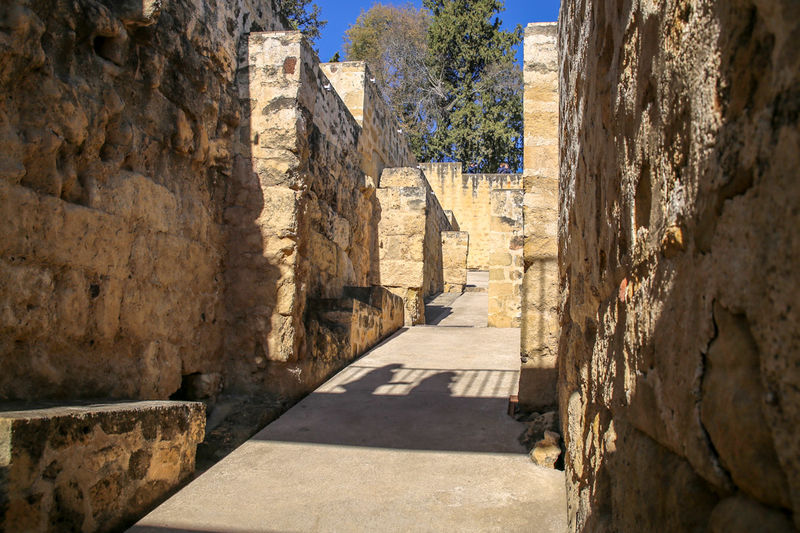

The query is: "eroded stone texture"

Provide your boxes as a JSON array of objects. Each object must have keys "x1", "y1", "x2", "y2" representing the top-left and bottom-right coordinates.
[
  {"x1": 558, "y1": 1, "x2": 800, "y2": 530},
  {"x1": 0, "y1": 401, "x2": 204, "y2": 533},
  {"x1": 519, "y1": 23, "x2": 559, "y2": 410},
  {"x1": 420, "y1": 163, "x2": 522, "y2": 270},
  {"x1": 442, "y1": 231, "x2": 469, "y2": 293},
  {"x1": 319, "y1": 62, "x2": 416, "y2": 183},
  {"x1": 488, "y1": 189, "x2": 523, "y2": 328},
  {"x1": 0, "y1": 0, "x2": 285, "y2": 401}
]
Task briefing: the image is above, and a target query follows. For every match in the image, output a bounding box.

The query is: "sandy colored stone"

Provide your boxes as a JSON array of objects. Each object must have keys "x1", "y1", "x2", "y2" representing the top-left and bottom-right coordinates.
[
  {"x1": 530, "y1": 430, "x2": 561, "y2": 469},
  {"x1": 420, "y1": 163, "x2": 522, "y2": 270},
  {"x1": 557, "y1": 1, "x2": 800, "y2": 530},
  {"x1": 519, "y1": 24, "x2": 560, "y2": 412},
  {"x1": 0, "y1": 401, "x2": 205, "y2": 533}
]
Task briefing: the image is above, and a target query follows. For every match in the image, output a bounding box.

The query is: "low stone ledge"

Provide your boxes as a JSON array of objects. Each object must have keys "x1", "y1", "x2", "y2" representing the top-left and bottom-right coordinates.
[{"x1": 0, "y1": 401, "x2": 205, "y2": 533}]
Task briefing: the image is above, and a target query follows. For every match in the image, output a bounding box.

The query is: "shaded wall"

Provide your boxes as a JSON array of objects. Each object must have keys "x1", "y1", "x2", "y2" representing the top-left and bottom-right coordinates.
[
  {"x1": 558, "y1": 1, "x2": 800, "y2": 530},
  {"x1": 0, "y1": 0, "x2": 285, "y2": 400}
]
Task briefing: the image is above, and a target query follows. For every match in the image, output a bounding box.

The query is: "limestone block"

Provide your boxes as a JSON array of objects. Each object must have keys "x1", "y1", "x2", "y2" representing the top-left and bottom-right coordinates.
[
  {"x1": 488, "y1": 189, "x2": 523, "y2": 328},
  {"x1": 379, "y1": 167, "x2": 426, "y2": 188},
  {"x1": 442, "y1": 231, "x2": 468, "y2": 292},
  {"x1": 0, "y1": 401, "x2": 205, "y2": 533},
  {"x1": 379, "y1": 260, "x2": 424, "y2": 289}
]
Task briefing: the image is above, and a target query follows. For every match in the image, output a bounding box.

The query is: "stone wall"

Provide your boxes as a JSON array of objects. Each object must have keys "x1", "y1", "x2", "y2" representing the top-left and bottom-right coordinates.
[
  {"x1": 488, "y1": 190, "x2": 523, "y2": 328},
  {"x1": 1, "y1": 401, "x2": 205, "y2": 532},
  {"x1": 319, "y1": 62, "x2": 416, "y2": 183},
  {"x1": 225, "y1": 31, "x2": 401, "y2": 399},
  {"x1": 0, "y1": 0, "x2": 285, "y2": 401},
  {"x1": 558, "y1": 1, "x2": 800, "y2": 531},
  {"x1": 420, "y1": 163, "x2": 522, "y2": 270},
  {"x1": 519, "y1": 23, "x2": 559, "y2": 410},
  {"x1": 442, "y1": 231, "x2": 469, "y2": 293},
  {"x1": 377, "y1": 167, "x2": 452, "y2": 325}
]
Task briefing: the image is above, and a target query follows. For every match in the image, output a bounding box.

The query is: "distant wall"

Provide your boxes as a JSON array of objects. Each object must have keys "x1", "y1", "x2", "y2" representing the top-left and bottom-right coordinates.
[
  {"x1": 0, "y1": 0, "x2": 285, "y2": 400},
  {"x1": 420, "y1": 163, "x2": 522, "y2": 270},
  {"x1": 488, "y1": 190, "x2": 524, "y2": 328},
  {"x1": 559, "y1": 1, "x2": 800, "y2": 531},
  {"x1": 442, "y1": 231, "x2": 469, "y2": 293}
]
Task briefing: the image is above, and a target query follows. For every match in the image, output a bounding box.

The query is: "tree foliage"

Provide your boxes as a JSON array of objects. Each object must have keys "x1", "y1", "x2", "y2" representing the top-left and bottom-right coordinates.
[
  {"x1": 279, "y1": 0, "x2": 327, "y2": 47},
  {"x1": 343, "y1": 0, "x2": 523, "y2": 172},
  {"x1": 422, "y1": 0, "x2": 523, "y2": 172},
  {"x1": 344, "y1": 4, "x2": 433, "y2": 157}
]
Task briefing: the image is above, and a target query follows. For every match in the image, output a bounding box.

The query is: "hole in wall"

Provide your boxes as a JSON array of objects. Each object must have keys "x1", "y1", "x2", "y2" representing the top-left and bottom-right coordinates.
[{"x1": 635, "y1": 161, "x2": 652, "y2": 230}]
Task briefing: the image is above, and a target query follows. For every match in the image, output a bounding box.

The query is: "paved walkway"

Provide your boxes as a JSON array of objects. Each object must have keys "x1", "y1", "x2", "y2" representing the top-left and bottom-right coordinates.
[{"x1": 130, "y1": 291, "x2": 567, "y2": 533}]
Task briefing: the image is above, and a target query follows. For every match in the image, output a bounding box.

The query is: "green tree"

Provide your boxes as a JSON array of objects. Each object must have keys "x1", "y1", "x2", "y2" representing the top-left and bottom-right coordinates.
[
  {"x1": 344, "y1": 4, "x2": 433, "y2": 157},
  {"x1": 422, "y1": 0, "x2": 523, "y2": 172},
  {"x1": 279, "y1": 0, "x2": 327, "y2": 48}
]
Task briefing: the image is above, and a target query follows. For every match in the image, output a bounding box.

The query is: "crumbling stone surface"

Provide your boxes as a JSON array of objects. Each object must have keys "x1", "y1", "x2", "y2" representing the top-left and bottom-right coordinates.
[
  {"x1": 421, "y1": 163, "x2": 522, "y2": 270},
  {"x1": 558, "y1": 0, "x2": 800, "y2": 530},
  {"x1": 0, "y1": 0, "x2": 284, "y2": 400},
  {"x1": 519, "y1": 23, "x2": 559, "y2": 411},
  {"x1": 0, "y1": 401, "x2": 205, "y2": 532},
  {"x1": 488, "y1": 189, "x2": 523, "y2": 327}
]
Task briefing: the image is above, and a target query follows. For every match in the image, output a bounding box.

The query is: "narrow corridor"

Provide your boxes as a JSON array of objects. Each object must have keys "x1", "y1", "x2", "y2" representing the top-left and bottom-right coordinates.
[{"x1": 130, "y1": 287, "x2": 567, "y2": 533}]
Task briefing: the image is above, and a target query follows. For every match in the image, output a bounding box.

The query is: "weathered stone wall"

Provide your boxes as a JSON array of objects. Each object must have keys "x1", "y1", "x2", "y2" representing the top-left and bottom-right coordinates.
[
  {"x1": 225, "y1": 31, "x2": 396, "y2": 398},
  {"x1": 420, "y1": 163, "x2": 522, "y2": 270},
  {"x1": 319, "y1": 62, "x2": 416, "y2": 182},
  {"x1": 559, "y1": 1, "x2": 800, "y2": 531},
  {"x1": 377, "y1": 167, "x2": 451, "y2": 325},
  {"x1": 1, "y1": 401, "x2": 204, "y2": 532},
  {"x1": 488, "y1": 190, "x2": 523, "y2": 328},
  {"x1": 519, "y1": 23, "x2": 559, "y2": 410},
  {"x1": 307, "y1": 286, "x2": 404, "y2": 364},
  {"x1": 0, "y1": 0, "x2": 285, "y2": 401},
  {"x1": 442, "y1": 231, "x2": 469, "y2": 293}
]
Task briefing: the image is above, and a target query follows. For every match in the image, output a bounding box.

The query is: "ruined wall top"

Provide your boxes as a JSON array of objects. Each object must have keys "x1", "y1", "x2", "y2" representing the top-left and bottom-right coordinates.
[{"x1": 320, "y1": 61, "x2": 416, "y2": 181}]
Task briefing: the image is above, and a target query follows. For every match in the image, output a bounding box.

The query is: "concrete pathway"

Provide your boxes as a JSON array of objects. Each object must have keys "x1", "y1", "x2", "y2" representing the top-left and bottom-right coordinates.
[{"x1": 130, "y1": 292, "x2": 567, "y2": 533}]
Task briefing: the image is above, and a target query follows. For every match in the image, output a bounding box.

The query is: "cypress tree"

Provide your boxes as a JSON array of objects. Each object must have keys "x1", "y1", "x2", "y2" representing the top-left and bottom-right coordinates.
[{"x1": 421, "y1": 0, "x2": 523, "y2": 172}]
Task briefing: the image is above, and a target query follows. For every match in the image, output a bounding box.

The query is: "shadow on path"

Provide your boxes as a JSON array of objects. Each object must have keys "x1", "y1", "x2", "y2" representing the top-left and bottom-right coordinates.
[{"x1": 252, "y1": 363, "x2": 524, "y2": 454}]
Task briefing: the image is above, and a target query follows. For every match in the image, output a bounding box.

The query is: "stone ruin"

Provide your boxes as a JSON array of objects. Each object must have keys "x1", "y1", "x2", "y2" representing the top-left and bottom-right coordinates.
[
  {"x1": 0, "y1": 0, "x2": 523, "y2": 530},
  {"x1": 2, "y1": 0, "x2": 799, "y2": 531}
]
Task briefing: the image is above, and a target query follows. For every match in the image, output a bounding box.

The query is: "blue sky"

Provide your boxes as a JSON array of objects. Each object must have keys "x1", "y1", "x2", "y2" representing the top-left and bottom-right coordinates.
[{"x1": 312, "y1": 0, "x2": 561, "y2": 65}]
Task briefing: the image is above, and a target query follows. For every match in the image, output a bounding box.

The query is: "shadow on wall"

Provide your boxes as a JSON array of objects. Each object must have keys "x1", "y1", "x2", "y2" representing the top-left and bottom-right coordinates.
[
  {"x1": 558, "y1": 1, "x2": 800, "y2": 530},
  {"x1": 248, "y1": 363, "x2": 526, "y2": 454},
  {"x1": 221, "y1": 35, "x2": 280, "y2": 398},
  {"x1": 520, "y1": 255, "x2": 558, "y2": 409}
]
